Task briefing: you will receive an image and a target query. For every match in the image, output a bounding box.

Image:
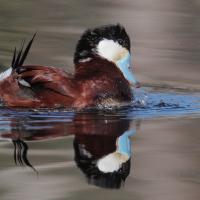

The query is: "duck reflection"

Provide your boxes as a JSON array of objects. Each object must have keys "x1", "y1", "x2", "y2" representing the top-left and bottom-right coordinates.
[
  {"x1": 0, "y1": 110, "x2": 139, "y2": 189},
  {"x1": 74, "y1": 129, "x2": 135, "y2": 188}
]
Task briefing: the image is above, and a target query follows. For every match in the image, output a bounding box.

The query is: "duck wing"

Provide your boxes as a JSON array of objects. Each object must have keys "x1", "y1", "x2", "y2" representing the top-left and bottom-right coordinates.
[
  {"x1": 16, "y1": 65, "x2": 77, "y2": 97},
  {"x1": 10, "y1": 33, "x2": 76, "y2": 98}
]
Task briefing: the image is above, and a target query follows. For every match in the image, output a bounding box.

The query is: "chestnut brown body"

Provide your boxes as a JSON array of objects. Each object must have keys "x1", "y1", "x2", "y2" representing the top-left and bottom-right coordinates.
[{"x1": 0, "y1": 57, "x2": 132, "y2": 109}]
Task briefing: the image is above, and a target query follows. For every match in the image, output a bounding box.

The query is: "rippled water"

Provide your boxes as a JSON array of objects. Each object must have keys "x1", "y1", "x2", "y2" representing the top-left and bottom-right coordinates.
[
  {"x1": 0, "y1": 87, "x2": 200, "y2": 198},
  {"x1": 0, "y1": 0, "x2": 200, "y2": 200}
]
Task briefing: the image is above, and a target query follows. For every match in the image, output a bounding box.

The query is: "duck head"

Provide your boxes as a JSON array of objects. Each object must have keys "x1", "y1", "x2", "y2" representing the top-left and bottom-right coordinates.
[{"x1": 74, "y1": 24, "x2": 139, "y2": 88}]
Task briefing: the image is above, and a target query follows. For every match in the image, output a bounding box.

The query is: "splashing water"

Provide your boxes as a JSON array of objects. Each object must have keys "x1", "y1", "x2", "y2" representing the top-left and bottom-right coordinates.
[{"x1": 130, "y1": 87, "x2": 200, "y2": 119}]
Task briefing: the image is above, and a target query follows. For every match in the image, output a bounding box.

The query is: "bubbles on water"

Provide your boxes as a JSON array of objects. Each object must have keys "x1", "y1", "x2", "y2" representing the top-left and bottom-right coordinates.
[
  {"x1": 128, "y1": 87, "x2": 200, "y2": 119},
  {"x1": 132, "y1": 89, "x2": 149, "y2": 107}
]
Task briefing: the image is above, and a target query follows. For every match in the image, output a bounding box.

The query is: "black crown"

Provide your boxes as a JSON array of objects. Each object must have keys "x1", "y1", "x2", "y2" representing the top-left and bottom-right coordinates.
[{"x1": 74, "y1": 24, "x2": 130, "y2": 64}]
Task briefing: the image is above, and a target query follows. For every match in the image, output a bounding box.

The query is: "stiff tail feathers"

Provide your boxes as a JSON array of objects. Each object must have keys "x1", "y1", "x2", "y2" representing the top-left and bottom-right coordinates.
[{"x1": 11, "y1": 33, "x2": 36, "y2": 69}]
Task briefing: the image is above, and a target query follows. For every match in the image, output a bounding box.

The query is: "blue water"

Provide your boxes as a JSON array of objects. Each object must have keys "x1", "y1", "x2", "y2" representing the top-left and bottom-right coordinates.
[
  {"x1": 0, "y1": 87, "x2": 200, "y2": 133},
  {"x1": 131, "y1": 88, "x2": 200, "y2": 119}
]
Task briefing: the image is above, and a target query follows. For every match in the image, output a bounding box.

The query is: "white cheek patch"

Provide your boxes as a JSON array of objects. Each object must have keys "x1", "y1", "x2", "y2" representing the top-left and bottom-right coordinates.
[
  {"x1": 0, "y1": 68, "x2": 12, "y2": 81},
  {"x1": 96, "y1": 39, "x2": 128, "y2": 62}
]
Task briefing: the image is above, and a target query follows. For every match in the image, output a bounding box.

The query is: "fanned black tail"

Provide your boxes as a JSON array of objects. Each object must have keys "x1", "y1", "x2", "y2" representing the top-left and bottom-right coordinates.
[{"x1": 11, "y1": 33, "x2": 36, "y2": 69}]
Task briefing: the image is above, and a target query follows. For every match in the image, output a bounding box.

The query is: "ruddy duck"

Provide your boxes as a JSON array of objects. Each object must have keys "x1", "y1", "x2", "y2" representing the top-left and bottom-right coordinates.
[{"x1": 0, "y1": 24, "x2": 139, "y2": 109}]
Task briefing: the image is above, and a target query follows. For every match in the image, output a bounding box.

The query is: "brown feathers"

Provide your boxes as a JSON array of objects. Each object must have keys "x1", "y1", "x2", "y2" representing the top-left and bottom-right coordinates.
[{"x1": 0, "y1": 57, "x2": 131, "y2": 108}]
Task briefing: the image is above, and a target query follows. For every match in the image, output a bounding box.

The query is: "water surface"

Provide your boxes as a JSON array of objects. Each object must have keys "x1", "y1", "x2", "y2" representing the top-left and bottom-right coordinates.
[{"x1": 0, "y1": 0, "x2": 200, "y2": 200}]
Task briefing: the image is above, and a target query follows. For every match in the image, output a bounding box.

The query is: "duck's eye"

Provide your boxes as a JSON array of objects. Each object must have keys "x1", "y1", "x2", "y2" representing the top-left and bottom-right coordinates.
[
  {"x1": 91, "y1": 36, "x2": 98, "y2": 41},
  {"x1": 90, "y1": 32, "x2": 99, "y2": 42},
  {"x1": 118, "y1": 39, "x2": 124, "y2": 45}
]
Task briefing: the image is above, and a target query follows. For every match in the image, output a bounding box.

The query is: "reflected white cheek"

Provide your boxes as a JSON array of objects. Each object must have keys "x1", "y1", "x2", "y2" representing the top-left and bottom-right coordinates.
[{"x1": 97, "y1": 152, "x2": 129, "y2": 173}]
